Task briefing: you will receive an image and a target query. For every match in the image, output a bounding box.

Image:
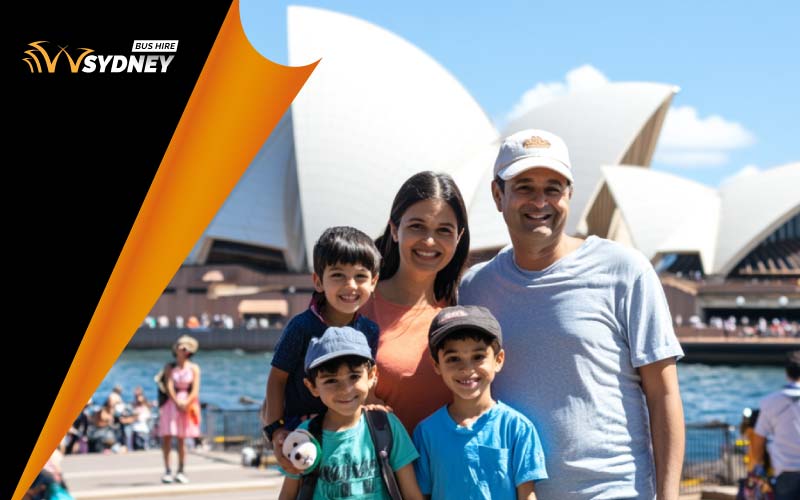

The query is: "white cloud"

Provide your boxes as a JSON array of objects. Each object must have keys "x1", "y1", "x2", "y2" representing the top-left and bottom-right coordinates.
[
  {"x1": 654, "y1": 106, "x2": 756, "y2": 167},
  {"x1": 505, "y1": 64, "x2": 608, "y2": 121},
  {"x1": 658, "y1": 106, "x2": 756, "y2": 150},
  {"x1": 505, "y1": 65, "x2": 757, "y2": 168}
]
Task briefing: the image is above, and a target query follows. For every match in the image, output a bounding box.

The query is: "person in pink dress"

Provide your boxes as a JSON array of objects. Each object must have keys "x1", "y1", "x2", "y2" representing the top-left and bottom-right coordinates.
[
  {"x1": 157, "y1": 335, "x2": 201, "y2": 484},
  {"x1": 360, "y1": 171, "x2": 471, "y2": 434}
]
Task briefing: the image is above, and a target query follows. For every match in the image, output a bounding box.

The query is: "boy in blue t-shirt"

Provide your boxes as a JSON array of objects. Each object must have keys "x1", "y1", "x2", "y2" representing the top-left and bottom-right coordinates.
[
  {"x1": 278, "y1": 326, "x2": 423, "y2": 500},
  {"x1": 262, "y1": 226, "x2": 381, "y2": 474},
  {"x1": 413, "y1": 305, "x2": 547, "y2": 499}
]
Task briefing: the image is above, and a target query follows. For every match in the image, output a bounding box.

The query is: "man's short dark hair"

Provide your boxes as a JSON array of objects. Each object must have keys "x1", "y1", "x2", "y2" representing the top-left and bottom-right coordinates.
[
  {"x1": 313, "y1": 226, "x2": 382, "y2": 277},
  {"x1": 430, "y1": 328, "x2": 501, "y2": 361},
  {"x1": 306, "y1": 354, "x2": 374, "y2": 384},
  {"x1": 787, "y1": 350, "x2": 800, "y2": 380},
  {"x1": 494, "y1": 176, "x2": 506, "y2": 193}
]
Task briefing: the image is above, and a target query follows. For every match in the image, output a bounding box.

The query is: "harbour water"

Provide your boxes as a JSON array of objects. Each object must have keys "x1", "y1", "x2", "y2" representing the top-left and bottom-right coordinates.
[{"x1": 92, "y1": 349, "x2": 788, "y2": 426}]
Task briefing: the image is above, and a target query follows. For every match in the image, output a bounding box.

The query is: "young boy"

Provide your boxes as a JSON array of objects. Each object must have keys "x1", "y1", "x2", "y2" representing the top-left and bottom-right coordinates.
[
  {"x1": 413, "y1": 305, "x2": 547, "y2": 499},
  {"x1": 262, "y1": 226, "x2": 381, "y2": 473},
  {"x1": 278, "y1": 326, "x2": 423, "y2": 500}
]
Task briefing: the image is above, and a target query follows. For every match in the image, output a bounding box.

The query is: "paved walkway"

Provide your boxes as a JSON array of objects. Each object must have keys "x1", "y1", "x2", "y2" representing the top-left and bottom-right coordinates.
[
  {"x1": 59, "y1": 448, "x2": 737, "y2": 499},
  {"x1": 61, "y1": 448, "x2": 283, "y2": 499}
]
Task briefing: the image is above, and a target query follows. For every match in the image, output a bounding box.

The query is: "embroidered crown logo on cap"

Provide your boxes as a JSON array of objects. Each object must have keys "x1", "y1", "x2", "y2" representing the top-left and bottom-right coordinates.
[
  {"x1": 522, "y1": 136, "x2": 551, "y2": 148},
  {"x1": 494, "y1": 129, "x2": 573, "y2": 183}
]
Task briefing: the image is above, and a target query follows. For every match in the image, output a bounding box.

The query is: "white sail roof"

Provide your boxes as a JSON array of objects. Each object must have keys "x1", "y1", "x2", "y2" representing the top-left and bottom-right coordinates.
[
  {"x1": 586, "y1": 163, "x2": 800, "y2": 275},
  {"x1": 599, "y1": 166, "x2": 719, "y2": 273},
  {"x1": 189, "y1": 7, "x2": 691, "y2": 270},
  {"x1": 715, "y1": 162, "x2": 800, "y2": 275},
  {"x1": 287, "y1": 6, "x2": 498, "y2": 270}
]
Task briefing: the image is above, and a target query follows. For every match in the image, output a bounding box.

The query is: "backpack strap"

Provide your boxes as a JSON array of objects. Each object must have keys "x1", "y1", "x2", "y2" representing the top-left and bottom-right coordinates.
[
  {"x1": 296, "y1": 413, "x2": 325, "y2": 500},
  {"x1": 365, "y1": 410, "x2": 403, "y2": 500}
]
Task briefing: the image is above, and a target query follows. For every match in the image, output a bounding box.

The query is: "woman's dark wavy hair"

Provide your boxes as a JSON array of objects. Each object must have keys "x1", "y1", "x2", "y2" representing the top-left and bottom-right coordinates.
[{"x1": 374, "y1": 171, "x2": 470, "y2": 306}]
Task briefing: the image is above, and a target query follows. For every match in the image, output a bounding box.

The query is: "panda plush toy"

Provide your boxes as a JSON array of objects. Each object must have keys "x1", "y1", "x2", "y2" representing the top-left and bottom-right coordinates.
[{"x1": 281, "y1": 429, "x2": 321, "y2": 472}]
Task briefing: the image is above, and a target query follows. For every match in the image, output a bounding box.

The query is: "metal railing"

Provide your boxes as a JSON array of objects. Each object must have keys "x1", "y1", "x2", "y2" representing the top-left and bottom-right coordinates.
[
  {"x1": 202, "y1": 407, "x2": 265, "y2": 451},
  {"x1": 681, "y1": 421, "x2": 748, "y2": 493},
  {"x1": 198, "y1": 408, "x2": 750, "y2": 493}
]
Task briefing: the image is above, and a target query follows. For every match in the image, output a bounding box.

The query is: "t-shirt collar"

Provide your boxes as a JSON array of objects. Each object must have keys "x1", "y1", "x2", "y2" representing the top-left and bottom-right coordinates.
[{"x1": 309, "y1": 294, "x2": 360, "y2": 326}]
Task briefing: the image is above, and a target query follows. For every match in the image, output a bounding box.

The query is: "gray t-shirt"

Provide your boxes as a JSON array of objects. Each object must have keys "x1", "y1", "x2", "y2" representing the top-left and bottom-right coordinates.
[{"x1": 459, "y1": 236, "x2": 684, "y2": 500}]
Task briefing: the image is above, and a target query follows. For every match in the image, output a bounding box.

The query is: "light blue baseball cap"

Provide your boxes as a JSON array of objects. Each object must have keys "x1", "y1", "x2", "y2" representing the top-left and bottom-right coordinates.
[{"x1": 304, "y1": 326, "x2": 374, "y2": 373}]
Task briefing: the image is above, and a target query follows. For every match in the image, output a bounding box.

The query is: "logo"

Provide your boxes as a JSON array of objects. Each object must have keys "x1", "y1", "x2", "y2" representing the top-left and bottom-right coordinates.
[
  {"x1": 23, "y1": 39, "x2": 178, "y2": 74},
  {"x1": 438, "y1": 310, "x2": 468, "y2": 323},
  {"x1": 523, "y1": 136, "x2": 551, "y2": 149},
  {"x1": 23, "y1": 41, "x2": 94, "y2": 73}
]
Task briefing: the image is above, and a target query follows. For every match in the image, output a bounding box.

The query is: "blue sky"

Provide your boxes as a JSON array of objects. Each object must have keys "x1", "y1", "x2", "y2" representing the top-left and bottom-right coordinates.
[{"x1": 240, "y1": 0, "x2": 798, "y2": 187}]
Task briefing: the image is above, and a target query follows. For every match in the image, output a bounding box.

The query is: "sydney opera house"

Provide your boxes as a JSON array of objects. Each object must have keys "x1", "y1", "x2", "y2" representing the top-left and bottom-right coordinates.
[{"x1": 146, "y1": 6, "x2": 799, "y2": 330}]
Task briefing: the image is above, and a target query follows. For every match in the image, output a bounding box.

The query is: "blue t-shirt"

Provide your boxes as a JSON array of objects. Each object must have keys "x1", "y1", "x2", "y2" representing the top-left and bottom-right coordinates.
[
  {"x1": 271, "y1": 308, "x2": 379, "y2": 421},
  {"x1": 459, "y1": 236, "x2": 684, "y2": 499},
  {"x1": 297, "y1": 412, "x2": 419, "y2": 499},
  {"x1": 413, "y1": 401, "x2": 547, "y2": 499}
]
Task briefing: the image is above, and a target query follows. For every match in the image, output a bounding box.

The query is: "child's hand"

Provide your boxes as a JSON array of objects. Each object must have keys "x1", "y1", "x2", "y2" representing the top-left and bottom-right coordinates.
[
  {"x1": 362, "y1": 403, "x2": 393, "y2": 413},
  {"x1": 272, "y1": 428, "x2": 302, "y2": 475}
]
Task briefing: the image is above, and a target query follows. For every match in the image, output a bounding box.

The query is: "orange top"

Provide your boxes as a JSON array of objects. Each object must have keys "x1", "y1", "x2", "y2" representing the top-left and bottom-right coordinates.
[{"x1": 360, "y1": 291, "x2": 451, "y2": 434}]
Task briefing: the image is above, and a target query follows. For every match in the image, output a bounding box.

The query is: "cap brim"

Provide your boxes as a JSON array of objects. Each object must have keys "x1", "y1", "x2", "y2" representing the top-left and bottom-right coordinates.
[
  {"x1": 306, "y1": 349, "x2": 374, "y2": 372},
  {"x1": 429, "y1": 324, "x2": 501, "y2": 351},
  {"x1": 497, "y1": 157, "x2": 573, "y2": 183}
]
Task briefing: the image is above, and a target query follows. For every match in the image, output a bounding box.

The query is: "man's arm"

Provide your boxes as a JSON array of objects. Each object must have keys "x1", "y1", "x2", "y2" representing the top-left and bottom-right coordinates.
[
  {"x1": 749, "y1": 432, "x2": 767, "y2": 472},
  {"x1": 640, "y1": 357, "x2": 685, "y2": 500}
]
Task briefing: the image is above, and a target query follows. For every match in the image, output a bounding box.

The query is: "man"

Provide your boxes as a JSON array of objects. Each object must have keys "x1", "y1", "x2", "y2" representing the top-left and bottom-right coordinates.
[
  {"x1": 459, "y1": 129, "x2": 685, "y2": 499},
  {"x1": 750, "y1": 350, "x2": 800, "y2": 500}
]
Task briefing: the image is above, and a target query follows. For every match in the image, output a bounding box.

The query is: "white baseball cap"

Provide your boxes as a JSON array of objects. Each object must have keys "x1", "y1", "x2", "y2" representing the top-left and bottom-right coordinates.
[{"x1": 493, "y1": 129, "x2": 573, "y2": 183}]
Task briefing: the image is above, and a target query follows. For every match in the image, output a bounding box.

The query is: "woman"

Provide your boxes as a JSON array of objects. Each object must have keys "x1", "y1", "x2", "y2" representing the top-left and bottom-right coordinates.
[
  {"x1": 157, "y1": 335, "x2": 201, "y2": 484},
  {"x1": 131, "y1": 387, "x2": 153, "y2": 450},
  {"x1": 361, "y1": 171, "x2": 470, "y2": 433}
]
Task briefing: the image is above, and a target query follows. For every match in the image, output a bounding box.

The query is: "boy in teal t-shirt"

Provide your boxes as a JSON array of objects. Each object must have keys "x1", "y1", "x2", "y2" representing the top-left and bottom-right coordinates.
[
  {"x1": 413, "y1": 306, "x2": 547, "y2": 499},
  {"x1": 278, "y1": 326, "x2": 423, "y2": 500}
]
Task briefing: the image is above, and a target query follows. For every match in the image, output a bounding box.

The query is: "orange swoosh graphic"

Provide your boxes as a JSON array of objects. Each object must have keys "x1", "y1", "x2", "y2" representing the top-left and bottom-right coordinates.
[{"x1": 13, "y1": 1, "x2": 317, "y2": 498}]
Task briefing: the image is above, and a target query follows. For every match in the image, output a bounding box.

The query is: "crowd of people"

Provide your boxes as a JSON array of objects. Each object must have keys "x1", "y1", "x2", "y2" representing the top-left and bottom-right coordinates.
[
  {"x1": 63, "y1": 385, "x2": 156, "y2": 456},
  {"x1": 142, "y1": 313, "x2": 239, "y2": 330},
  {"x1": 56, "y1": 335, "x2": 204, "y2": 488},
  {"x1": 676, "y1": 314, "x2": 800, "y2": 338},
  {"x1": 26, "y1": 336, "x2": 205, "y2": 498},
  {"x1": 142, "y1": 312, "x2": 284, "y2": 331}
]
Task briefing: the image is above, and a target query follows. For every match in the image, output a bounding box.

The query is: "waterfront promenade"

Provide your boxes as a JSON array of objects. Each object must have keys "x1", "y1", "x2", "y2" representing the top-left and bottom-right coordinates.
[
  {"x1": 679, "y1": 335, "x2": 800, "y2": 364},
  {"x1": 129, "y1": 326, "x2": 799, "y2": 364},
  {"x1": 59, "y1": 448, "x2": 735, "y2": 500},
  {"x1": 62, "y1": 448, "x2": 283, "y2": 500}
]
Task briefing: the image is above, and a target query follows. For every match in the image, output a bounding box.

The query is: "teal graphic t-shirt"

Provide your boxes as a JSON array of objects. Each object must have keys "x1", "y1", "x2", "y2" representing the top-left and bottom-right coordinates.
[{"x1": 297, "y1": 412, "x2": 419, "y2": 499}]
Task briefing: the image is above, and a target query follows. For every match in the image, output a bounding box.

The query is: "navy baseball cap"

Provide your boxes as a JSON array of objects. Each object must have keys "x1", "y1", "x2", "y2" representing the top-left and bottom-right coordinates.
[
  {"x1": 429, "y1": 305, "x2": 503, "y2": 352},
  {"x1": 304, "y1": 326, "x2": 374, "y2": 373}
]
